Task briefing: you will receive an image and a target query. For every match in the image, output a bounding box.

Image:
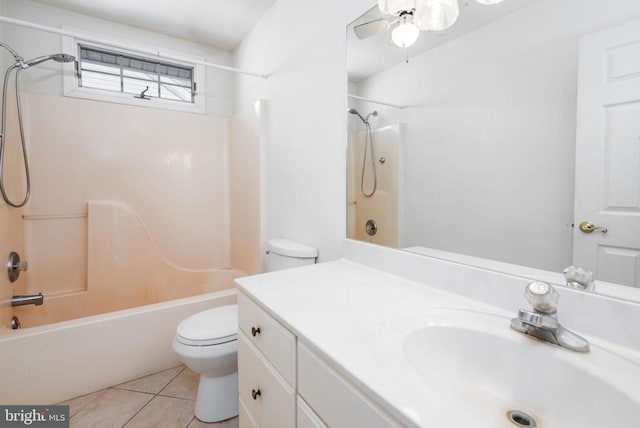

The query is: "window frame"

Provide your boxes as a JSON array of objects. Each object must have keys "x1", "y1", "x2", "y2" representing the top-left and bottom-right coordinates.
[{"x1": 62, "y1": 29, "x2": 206, "y2": 114}]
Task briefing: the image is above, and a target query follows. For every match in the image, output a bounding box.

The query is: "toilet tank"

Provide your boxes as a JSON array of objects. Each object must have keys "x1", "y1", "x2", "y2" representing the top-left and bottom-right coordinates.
[{"x1": 267, "y1": 238, "x2": 318, "y2": 272}]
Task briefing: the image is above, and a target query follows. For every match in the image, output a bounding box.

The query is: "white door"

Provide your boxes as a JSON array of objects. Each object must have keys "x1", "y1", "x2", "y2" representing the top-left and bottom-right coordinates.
[{"x1": 574, "y1": 20, "x2": 640, "y2": 287}]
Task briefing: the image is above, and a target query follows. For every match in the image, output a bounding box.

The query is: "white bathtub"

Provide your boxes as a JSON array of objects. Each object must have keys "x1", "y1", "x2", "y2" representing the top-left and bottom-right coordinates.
[{"x1": 0, "y1": 288, "x2": 237, "y2": 404}]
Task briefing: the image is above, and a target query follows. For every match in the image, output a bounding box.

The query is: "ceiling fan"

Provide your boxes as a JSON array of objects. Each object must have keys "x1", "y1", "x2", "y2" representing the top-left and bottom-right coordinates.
[{"x1": 354, "y1": 0, "x2": 506, "y2": 47}]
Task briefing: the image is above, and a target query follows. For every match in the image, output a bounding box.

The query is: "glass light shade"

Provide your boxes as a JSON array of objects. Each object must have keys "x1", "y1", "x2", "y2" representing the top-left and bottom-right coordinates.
[
  {"x1": 414, "y1": 0, "x2": 459, "y2": 31},
  {"x1": 391, "y1": 19, "x2": 420, "y2": 47},
  {"x1": 475, "y1": 0, "x2": 505, "y2": 4},
  {"x1": 378, "y1": 0, "x2": 417, "y2": 15}
]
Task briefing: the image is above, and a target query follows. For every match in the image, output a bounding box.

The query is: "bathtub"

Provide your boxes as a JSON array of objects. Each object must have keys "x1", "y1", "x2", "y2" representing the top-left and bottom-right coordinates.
[{"x1": 0, "y1": 287, "x2": 238, "y2": 405}]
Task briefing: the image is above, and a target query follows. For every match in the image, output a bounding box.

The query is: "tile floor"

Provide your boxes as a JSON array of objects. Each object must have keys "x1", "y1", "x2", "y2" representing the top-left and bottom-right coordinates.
[{"x1": 60, "y1": 366, "x2": 238, "y2": 428}]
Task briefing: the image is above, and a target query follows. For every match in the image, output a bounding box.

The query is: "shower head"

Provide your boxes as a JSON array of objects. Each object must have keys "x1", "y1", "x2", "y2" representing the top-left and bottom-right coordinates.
[
  {"x1": 347, "y1": 108, "x2": 367, "y2": 124},
  {"x1": 23, "y1": 53, "x2": 76, "y2": 68},
  {"x1": 52, "y1": 54, "x2": 76, "y2": 63}
]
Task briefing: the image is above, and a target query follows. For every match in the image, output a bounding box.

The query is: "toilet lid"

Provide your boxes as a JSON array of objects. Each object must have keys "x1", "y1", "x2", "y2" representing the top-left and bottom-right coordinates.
[{"x1": 176, "y1": 304, "x2": 238, "y2": 346}]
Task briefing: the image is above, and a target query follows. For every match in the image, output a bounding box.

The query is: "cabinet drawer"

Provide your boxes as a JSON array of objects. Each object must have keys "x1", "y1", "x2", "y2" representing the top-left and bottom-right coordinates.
[
  {"x1": 238, "y1": 291, "x2": 296, "y2": 385},
  {"x1": 238, "y1": 331, "x2": 295, "y2": 428},
  {"x1": 298, "y1": 342, "x2": 401, "y2": 428}
]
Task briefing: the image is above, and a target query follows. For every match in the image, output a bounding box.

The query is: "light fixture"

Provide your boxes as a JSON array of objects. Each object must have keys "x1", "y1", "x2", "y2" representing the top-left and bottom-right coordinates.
[
  {"x1": 391, "y1": 11, "x2": 420, "y2": 48},
  {"x1": 375, "y1": 0, "x2": 507, "y2": 48},
  {"x1": 414, "y1": 0, "x2": 459, "y2": 32}
]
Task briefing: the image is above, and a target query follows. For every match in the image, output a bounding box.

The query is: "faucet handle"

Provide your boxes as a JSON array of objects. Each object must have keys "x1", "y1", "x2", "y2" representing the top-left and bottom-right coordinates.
[
  {"x1": 525, "y1": 281, "x2": 559, "y2": 314},
  {"x1": 563, "y1": 265, "x2": 595, "y2": 291},
  {"x1": 7, "y1": 251, "x2": 27, "y2": 283}
]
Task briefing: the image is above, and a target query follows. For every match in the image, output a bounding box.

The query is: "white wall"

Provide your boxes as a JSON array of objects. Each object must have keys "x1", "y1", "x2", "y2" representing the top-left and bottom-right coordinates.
[
  {"x1": 354, "y1": 0, "x2": 640, "y2": 271},
  {"x1": 234, "y1": 0, "x2": 374, "y2": 262}
]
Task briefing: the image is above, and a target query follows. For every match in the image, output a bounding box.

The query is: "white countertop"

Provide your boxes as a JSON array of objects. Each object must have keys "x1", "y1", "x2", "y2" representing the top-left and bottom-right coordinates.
[
  {"x1": 236, "y1": 248, "x2": 640, "y2": 428},
  {"x1": 236, "y1": 258, "x2": 518, "y2": 427}
]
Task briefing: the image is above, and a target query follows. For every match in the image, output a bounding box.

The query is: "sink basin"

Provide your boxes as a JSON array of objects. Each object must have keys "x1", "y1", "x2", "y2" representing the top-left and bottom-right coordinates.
[{"x1": 380, "y1": 307, "x2": 640, "y2": 427}]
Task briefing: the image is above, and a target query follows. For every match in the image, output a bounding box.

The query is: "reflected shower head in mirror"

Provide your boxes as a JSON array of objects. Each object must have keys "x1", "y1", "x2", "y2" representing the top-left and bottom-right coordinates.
[
  {"x1": 348, "y1": 108, "x2": 377, "y2": 125},
  {"x1": 348, "y1": 107, "x2": 367, "y2": 124},
  {"x1": 348, "y1": 108, "x2": 379, "y2": 197}
]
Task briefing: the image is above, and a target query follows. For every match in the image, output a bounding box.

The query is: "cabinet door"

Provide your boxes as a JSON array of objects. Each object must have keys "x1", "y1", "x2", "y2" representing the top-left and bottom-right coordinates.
[
  {"x1": 238, "y1": 331, "x2": 295, "y2": 428},
  {"x1": 238, "y1": 291, "x2": 296, "y2": 385},
  {"x1": 239, "y1": 398, "x2": 259, "y2": 428},
  {"x1": 297, "y1": 396, "x2": 328, "y2": 428},
  {"x1": 298, "y1": 342, "x2": 401, "y2": 428}
]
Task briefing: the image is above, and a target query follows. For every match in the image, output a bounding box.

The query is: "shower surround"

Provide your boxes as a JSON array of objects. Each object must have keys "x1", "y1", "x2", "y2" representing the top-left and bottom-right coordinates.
[{"x1": 1, "y1": 92, "x2": 263, "y2": 328}]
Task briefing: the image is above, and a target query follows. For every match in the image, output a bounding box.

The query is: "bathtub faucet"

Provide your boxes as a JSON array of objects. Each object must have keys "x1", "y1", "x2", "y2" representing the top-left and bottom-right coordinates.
[{"x1": 11, "y1": 293, "x2": 44, "y2": 307}]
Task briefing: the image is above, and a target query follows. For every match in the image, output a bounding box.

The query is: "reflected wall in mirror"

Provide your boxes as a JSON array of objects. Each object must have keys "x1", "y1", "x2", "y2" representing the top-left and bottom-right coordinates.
[{"x1": 347, "y1": 0, "x2": 640, "y2": 296}]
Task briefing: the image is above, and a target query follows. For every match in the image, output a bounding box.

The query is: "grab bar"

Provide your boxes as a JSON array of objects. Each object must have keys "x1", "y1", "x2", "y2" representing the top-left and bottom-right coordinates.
[{"x1": 11, "y1": 293, "x2": 43, "y2": 307}]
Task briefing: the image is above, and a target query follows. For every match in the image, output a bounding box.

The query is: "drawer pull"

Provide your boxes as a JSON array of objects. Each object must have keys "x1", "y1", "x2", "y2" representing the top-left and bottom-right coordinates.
[
  {"x1": 251, "y1": 326, "x2": 261, "y2": 337},
  {"x1": 251, "y1": 388, "x2": 261, "y2": 400}
]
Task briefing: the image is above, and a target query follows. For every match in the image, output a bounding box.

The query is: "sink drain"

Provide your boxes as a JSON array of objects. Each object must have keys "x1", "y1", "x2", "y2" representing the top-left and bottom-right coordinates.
[{"x1": 507, "y1": 410, "x2": 537, "y2": 428}]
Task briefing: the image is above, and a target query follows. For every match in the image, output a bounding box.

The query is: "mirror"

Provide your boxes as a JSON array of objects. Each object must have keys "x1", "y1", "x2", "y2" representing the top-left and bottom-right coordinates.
[{"x1": 347, "y1": 0, "x2": 640, "y2": 300}]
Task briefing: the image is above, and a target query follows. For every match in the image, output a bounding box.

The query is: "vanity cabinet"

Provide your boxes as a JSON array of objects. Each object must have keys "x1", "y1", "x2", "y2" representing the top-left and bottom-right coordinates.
[{"x1": 238, "y1": 290, "x2": 401, "y2": 428}]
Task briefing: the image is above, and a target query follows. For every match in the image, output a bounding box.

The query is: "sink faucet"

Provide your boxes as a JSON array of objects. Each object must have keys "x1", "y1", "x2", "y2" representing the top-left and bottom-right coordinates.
[{"x1": 510, "y1": 281, "x2": 590, "y2": 353}]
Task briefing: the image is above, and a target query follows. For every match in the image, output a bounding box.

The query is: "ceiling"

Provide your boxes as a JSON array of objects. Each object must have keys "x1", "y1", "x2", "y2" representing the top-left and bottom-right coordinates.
[{"x1": 33, "y1": 0, "x2": 277, "y2": 51}]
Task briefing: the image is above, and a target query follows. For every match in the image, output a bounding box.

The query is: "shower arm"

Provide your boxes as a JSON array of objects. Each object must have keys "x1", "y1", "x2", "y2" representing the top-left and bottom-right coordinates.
[{"x1": 0, "y1": 42, "x2": 24, "y2": 66}]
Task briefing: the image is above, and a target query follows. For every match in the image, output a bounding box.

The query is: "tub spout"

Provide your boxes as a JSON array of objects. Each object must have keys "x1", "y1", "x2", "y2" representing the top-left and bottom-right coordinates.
[{"x1": 11, "y1": 293, "x2": 43, "y2": 307}]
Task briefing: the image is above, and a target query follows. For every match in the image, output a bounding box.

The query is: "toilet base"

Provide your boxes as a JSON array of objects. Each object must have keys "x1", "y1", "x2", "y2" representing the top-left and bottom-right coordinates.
[{"x1": 194, "y1": 371, "x2": 238, "y2": 423}]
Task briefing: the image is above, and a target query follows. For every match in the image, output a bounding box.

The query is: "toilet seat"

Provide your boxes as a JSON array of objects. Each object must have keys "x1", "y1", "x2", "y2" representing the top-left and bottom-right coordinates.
[{"x1": 176, "y1": 304, "x2": 238, "y2": 346}]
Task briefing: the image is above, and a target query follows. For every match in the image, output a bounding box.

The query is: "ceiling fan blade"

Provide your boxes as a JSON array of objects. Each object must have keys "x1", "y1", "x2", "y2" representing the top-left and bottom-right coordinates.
[{"x1": 354, "y1": 19, "x2": 391, "y2": 39}]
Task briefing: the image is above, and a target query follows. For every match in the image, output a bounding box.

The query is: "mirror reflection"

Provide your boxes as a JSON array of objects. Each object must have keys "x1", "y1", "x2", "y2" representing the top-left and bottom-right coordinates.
[{"x1": 347, "y1": 0, "x2": 640, "y2": 295}]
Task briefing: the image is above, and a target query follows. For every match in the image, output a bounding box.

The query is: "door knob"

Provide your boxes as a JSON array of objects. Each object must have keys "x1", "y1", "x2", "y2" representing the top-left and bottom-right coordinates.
[{"x1": 579, "y1": 221, "x2": 607, "y2": 234}]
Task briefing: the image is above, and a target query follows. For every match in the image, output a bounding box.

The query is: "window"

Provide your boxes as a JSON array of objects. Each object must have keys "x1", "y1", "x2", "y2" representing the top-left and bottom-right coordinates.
[
  {"x1": 62, "y1": 32, "x2": 206, "y2": 114},
  {"x1": 78, "y1": 45, "x2": 195, "y2": 103}
]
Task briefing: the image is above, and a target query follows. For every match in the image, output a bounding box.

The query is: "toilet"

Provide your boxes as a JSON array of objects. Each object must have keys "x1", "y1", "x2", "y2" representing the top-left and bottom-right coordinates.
[
  {"x1": 266, "y1": 238, "x2": 318, "y2": 271},
  {"x1": 173, "y1": 238, "x2": 317, "y2": 422}
]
